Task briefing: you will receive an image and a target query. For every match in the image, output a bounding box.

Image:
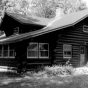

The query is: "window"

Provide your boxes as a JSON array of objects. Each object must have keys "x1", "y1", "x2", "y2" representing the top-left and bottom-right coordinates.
[
  {"x1": 0, "y1": 45, "x2": 15, "y2": 58},
  {"x1": 63, "y1": 44, "x2": 72, "y2": 59},
  {"x1": 9, "y1": 45, "x2": 15, "y2": 58},
  {"x1": 27, "y1": 42, "x2": 49, "y2": 58},
  {"x1": 3, "y1": 45, "x2": 8, "y2": 58},
  {"x1": 39, "y1": 43, "x2": 49, "y2": 58},
  {"x1": 0, "y1": 45, "x2": 3, "y2": 58},
  {"x1": 14, "y1": 27, "x2": 19, "y2": 35},
  {"x1": 83, "y1": 25, "x2": 88, "y2": 33},
  {"x1": 27, "y1": 43, "x2": 38, "y2": 58},
  {"x1": 80, "y1": 46, "x2": 85, "y2": 54}
]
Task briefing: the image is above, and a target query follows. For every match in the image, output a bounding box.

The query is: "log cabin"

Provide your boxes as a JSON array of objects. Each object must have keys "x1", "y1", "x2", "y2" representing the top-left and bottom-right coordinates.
[{"x1": 1, "y1": 9, "x2": 88, "y2": 72}]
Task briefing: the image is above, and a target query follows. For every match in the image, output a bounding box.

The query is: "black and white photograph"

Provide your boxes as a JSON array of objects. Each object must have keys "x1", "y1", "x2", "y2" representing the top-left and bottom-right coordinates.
[{"x1": 0, "y1": 0, "x2": 88, "y2": 88}]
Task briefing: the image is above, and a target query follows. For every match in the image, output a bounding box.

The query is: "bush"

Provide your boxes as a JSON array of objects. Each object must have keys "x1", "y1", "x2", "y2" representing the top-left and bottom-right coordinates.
[
  {"x1": 44, "y1": 65, "x2": 74, "y2": 77},
  {"x1": 23, "y1": 65, "x2": 74, "y2": 78}
]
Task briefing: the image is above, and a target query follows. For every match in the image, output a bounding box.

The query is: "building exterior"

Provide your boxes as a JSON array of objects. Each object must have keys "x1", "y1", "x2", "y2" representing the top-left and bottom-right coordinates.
[
  {"x1": 1, "y1": 10, "x2": 88, "y2": 72},
  {"x1": 0, "y1": 29, "x2": 62, "y2": 72}
]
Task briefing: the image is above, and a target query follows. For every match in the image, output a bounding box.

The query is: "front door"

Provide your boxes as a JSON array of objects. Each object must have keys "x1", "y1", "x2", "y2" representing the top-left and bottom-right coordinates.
[{"x1": 80, "y1": 46, "x2": 85, "y2": 66}]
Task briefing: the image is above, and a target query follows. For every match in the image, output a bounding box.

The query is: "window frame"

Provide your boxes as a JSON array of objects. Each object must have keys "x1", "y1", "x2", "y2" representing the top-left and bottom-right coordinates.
[
  {"x1": 0, "y1": 45, "x2": 3, "y2": 58},
  {"x1": 27, "y1": 42, "x2": 38, "y2": 58},
  {"x1": 63, "y1": 44, "x2": 72, "y2": 59},
  {"x1": 0, "y1": 45, "x2": 15, "y2": 58},
  {"x1": 3, "y1": 45, "x2": 9, "y2": 58},
  {"x1": 83, "y1": 25, "x2": 88, "y2": 33},
  {"x1": 9, "y1": 46, "x2": 15, "y2": 58},
  {"x1": 39, "y1": 43, "x2": 49, "y2": 58}
]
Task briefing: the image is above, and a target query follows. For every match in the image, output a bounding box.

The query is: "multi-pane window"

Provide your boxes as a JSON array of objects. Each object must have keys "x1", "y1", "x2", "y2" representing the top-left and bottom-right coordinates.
[
  {"x1": 39, "y1": 43, "x2": 49, "y2": 58},
  {"x1": 63, "y1": 44, "x2": 72, "y2": 59},
  {"x1": 9, "y1": 45, "x2": 15, "y2": 58},
  {"x1": 83, "y1": 25, "x2": 88, "y2": 33},
  {"x1": 0, "y1": 45, "x2": 15, "y2": 58},
  {"x1": 27, "y1": 42, "x2": 49, "y2": 58},
  {"x1": 14, "y1": 27, "x2": 19, "y2": 35},
  {"x1": 0, "y1": 45, "x2": 2, "y2": 58},
  {"x1": 27, "y1": 43, "x2": 38, "y2": 58},
  {"x1": 3, "y1": 45, "x2": 8, "y2": 58}
]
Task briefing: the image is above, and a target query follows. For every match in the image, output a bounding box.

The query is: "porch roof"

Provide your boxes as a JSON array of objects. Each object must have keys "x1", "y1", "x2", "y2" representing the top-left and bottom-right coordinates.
[{"x1": 0, "y1": 9, "x2": 88, "y2": 44}]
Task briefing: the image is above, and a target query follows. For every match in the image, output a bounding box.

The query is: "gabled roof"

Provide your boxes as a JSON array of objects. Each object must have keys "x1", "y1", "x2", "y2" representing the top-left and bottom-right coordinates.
[{"x1": 0, "y1": 9, "x2": 88, "y2": 44}]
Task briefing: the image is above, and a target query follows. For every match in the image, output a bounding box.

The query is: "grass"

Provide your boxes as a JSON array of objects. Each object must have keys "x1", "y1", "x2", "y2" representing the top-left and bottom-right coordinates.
[{"x1": 0, "y1": 64, "x2": 88, "y2": 88}]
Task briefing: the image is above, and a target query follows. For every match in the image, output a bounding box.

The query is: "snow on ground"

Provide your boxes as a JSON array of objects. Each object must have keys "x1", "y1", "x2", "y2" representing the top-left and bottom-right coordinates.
[
  {"x1": 73, "y1": 66, "x2": 88, "y2": 76},
  {"x1": 0, "y1": 66, "x2": 17, "y2": 72}
]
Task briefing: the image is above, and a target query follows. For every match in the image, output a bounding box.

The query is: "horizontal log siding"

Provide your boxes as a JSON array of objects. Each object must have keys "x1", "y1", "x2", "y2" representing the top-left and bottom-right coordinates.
[
  {"x1": 85, "y1": 46, "x2": 88, "y2": 64},
  {"x1": 54, "y1": 25, "x2": 88, "y2": 67},
  {"x1": 54, "y1": 43, "x2": 64, "y2": 65},
  {"x1": 60, "y1": 25, "x2": 88, "y2": 44},
  {"x1": 0, "y1": 58, "x2": 17, "y2": 67}
]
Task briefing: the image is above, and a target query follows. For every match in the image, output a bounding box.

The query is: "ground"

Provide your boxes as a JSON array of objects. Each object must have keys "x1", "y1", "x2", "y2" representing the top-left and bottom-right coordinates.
[
  {"x1": 0, "y1": 74, "x2": 88, "y2": 88},
  {"x1": 0, "y1": 65, "x2": 88, "y2": 88}
]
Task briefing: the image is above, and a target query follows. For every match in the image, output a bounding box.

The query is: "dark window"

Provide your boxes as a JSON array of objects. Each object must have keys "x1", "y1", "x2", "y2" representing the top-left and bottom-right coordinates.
[
  {"x1": 9, "y1": 45, "x2": 15, "y2": 58},
  {"x1": 0, "y1": 45, "x2": 2, "y2": 58},
  {"x1": 14, "y1": 27, "x2": 19, "y2": 35},
  {"x1": 83, "y1": 25, "x2": 88, "y2": 33},
  {"x1": 3, "y1": 45, "x2": 8, "y2": 58},
  {"x1": 80, "y1": 46, "x2": 85, "y2": 54}
]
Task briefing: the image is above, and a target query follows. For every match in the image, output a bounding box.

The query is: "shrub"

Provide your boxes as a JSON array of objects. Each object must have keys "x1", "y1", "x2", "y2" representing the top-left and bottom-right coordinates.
[
  {"x1": 44, "y1": 64, "x2": 74, "y2": 77},
  {"x1": 24, "y1": 64, "x2": 74, "y2": 78}
]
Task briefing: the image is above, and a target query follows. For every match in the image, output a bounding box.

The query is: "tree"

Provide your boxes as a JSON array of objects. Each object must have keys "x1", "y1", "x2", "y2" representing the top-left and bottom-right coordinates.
[{"x1": 0, "y1": 0, "x2": 88, "y2": 20}]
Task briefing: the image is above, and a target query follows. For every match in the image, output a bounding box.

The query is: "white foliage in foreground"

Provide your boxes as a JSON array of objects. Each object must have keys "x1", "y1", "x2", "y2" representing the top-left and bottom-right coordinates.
[
  {"x1": 44, "y1": 65, "x2": 74, "y2": 77},
  {"x1": 0, "y1": 65, "x2": 88, "y2": 85},
  {"x1": 0, "y1": 66, "x2": 17, "y2": 73},
  {"x1": 28, "y1": 65, "x2": 88, "y2": 78}
]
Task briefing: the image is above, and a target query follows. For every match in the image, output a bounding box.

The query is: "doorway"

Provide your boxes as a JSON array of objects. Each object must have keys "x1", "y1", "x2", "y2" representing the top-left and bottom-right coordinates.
[{"x1": 80, "y1": 46, "x2": 86, "y2": 66}]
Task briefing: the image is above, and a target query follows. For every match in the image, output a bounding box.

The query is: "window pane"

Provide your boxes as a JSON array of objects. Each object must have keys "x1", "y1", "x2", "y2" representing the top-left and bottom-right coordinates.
[
  {"x1": 28, "y1": 51, "x2": 38, "y2": 58},
  {"x1": 0, "y1": 50, "x2": 2, "y2": 57},
  {"x1": 0, "y1": 46, "x2": 2, "y2": 57},
  {"x1": 27, "y1": 43, "x2": 38, "y2": 58},
  {"x1": 28, "y1": 43, "x2": 38, "y2": 50},
  {"x1": 39, "y1": 51, "x2": 49, "y2": 58},
  {"x1": 14, "y1": 27, "x2": 19, "y2": 34},
  {"x1": 80, "y1": 47, "x2": 85, "y2": 54},
  {"x1": 0, "y1": 45, "x2": 2, "y2": 50},
  {"x1": 3, "y1": 45, "x2": 8, "y2": 50},
  {"x1": 9, "y1": 51, "x2": 15, "y2": 57},
  {"x1": 39, "y1": 43, "x2": 48, "y2": 51},
  {"x1": 3, "y1": 50, "x2": 8, "y2": 57},
  {"x1": 64, "y1": 51, "x2": 71, "y2": 55},
  {"x1": 63, "y1": 44, "x2": 71, "y2": 51},
  {"x1": 39, "y1": 43, "x2": 49, "y2": 58},
  {"x1": 9, "y1": 45, "x2": 14, "y2": 50},
  {"x1": 63, "y1": 44, "x2": 72, "y2": 58},
  {"x1": 83, "y1": 25, "x2": 88, "y2": 33}
]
